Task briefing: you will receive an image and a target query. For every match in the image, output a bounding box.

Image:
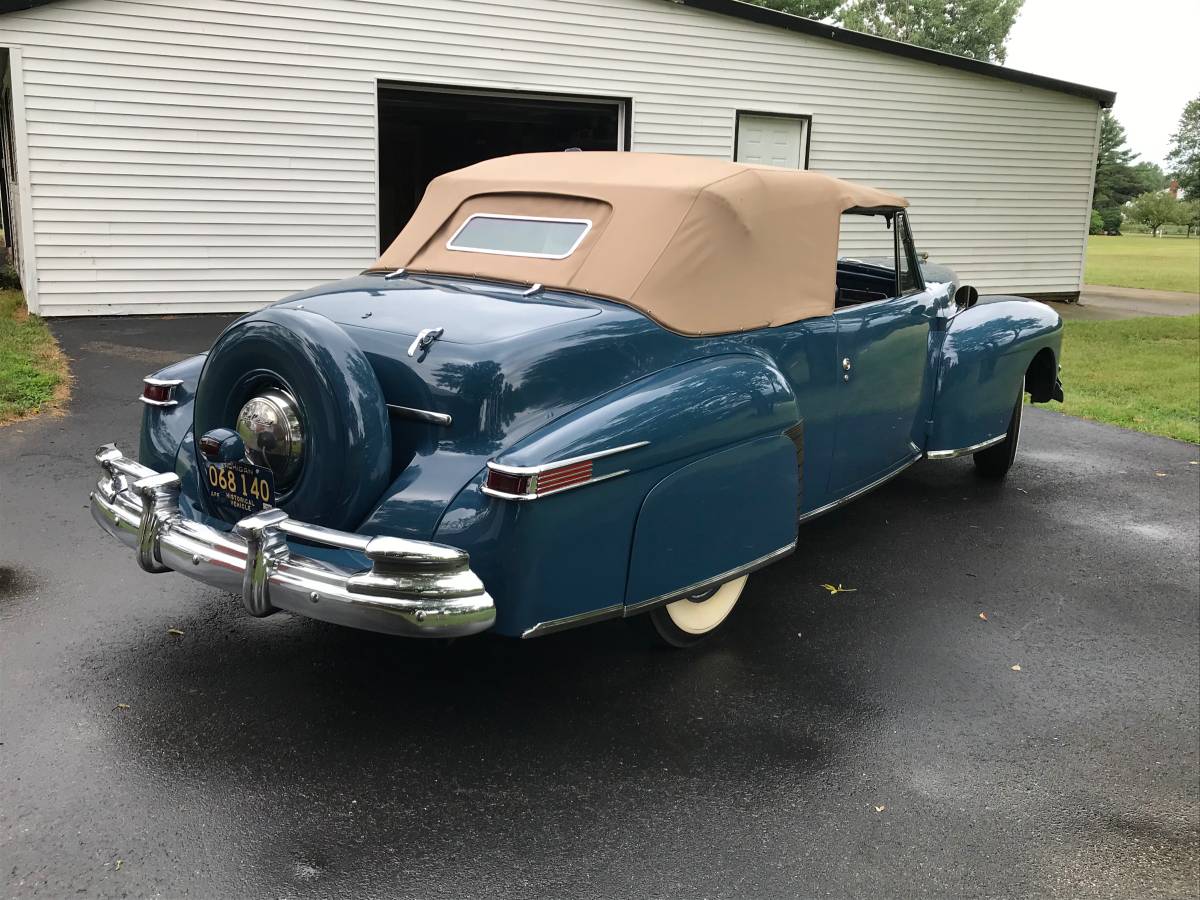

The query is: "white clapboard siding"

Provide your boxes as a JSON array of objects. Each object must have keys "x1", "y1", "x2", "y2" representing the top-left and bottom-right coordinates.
[{"x1": 2, "y1": 0, "x2": 1103, "y2": 315}]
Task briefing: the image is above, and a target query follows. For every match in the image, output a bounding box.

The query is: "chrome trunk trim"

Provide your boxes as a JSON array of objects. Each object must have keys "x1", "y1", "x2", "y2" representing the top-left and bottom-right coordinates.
[
  {"x1": 925, "y1": 432, "x2": 1007, "y2": 460},
  {"x1": 88, "y1": 444, "x2": 495, "y2": 638},
  {"x1": 387, "y1": 404, "x2": 453, "y2": 427}
]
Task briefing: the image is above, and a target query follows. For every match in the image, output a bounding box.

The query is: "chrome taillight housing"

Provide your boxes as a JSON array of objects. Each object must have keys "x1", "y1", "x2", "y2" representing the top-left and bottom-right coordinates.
[
  {"x1": 140, "y1": 377, "x2": 183, "y2": 407},
  {"x1": 481, "y1": 442, "x2": 649, "y2": 501}
]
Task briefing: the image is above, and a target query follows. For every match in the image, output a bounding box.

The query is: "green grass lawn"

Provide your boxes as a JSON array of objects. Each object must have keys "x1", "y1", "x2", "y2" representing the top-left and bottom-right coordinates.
[
  {"x1": 1085, "y1": 234, "x2": 1200, "y2": 294},
  {"x1": 1056, "y1": 314, "x2": 1199, "y2": 443},
  {"x1": 0, "y1": 289, "x2": 70, "y2": 425}
]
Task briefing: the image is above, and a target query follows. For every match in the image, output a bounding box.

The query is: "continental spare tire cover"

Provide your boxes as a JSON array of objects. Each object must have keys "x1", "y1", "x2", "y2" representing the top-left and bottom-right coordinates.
[{"x1": 194, "y1": 307, "x2": 392, "y2": 530}]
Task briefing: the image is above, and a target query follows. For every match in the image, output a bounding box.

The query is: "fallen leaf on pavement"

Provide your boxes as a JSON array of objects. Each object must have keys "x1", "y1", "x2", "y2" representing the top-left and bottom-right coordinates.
[
  {"x1": 978, "y1": 612, "x2": 988, "y2": 621},
  {"x1": 874, "y1": 805, "x2": 886, "y2": 813},
  {"x1": 167, "y1": 628, "x2": 184, "y2": 636},
  {"x1": 112, "y1": 703, "x2": 130, "y2": 711},
  {"x1": 821, "y1": 583, "x2": 857, "y2": 595},
  {"x1": 1155, "y1": 472, "x2": 1168, "y2": 478},
  {"x1": 1010, "y1": 664, "x2": 1022, "y2": 672},
  {"x1": 114, "y1": 859, "x2": 123, "y2": 871}
]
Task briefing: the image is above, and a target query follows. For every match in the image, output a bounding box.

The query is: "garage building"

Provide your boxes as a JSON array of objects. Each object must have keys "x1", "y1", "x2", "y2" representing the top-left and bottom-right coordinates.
[{"x1": 0, "y1": 0, "x2": 1114, "y2": 316}]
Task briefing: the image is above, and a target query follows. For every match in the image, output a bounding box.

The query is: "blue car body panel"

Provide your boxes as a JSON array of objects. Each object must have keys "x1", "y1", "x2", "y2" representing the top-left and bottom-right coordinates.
[{"x1": 138, "y1": 268, "x2": 1062, "y2": 638}]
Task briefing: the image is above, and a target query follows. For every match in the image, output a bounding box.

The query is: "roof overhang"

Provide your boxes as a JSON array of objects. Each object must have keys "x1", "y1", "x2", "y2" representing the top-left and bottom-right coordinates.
[{"x1": 676, "y1": 0, "x2": 1116, "y2": 108}]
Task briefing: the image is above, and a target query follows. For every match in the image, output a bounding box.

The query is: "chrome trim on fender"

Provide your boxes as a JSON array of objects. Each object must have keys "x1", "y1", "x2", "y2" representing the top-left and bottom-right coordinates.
[
  {"x1": 387, "y1": 404, "x2": 453, "y2": 427},
  {"x1": 520, "y1": 604, "x2": 624, "y2": 639},
  {"x1": 623, "y1": 541, "x2": 798, "y2": 616},
  {"x1": 482, "y1": 441, "x2": 650, "y2": 501},
  {"x1": 521, "y1": 540, "x2": 799, "y2": 639},
  {"x1": 88, "y1": 444, "x2": 495, "y2": 638},
  {"x1": 486, "y1": 441, "x2": 650, "y2": 477},
  {"x1": 925, "y1": 432, "x2": 1007, "y2": 460},
  {"x1": 797, "y1": 452, "x2": 923, "y2": 525},
  {"x1": 482, "y1": 468, "x2": 632, "y2": 502}
]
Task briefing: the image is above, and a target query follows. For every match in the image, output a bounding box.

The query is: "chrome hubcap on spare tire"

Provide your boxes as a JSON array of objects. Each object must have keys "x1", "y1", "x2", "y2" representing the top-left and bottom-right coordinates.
[{"x1": 235, "y1": 388, "x2": 304, "y2": 488}]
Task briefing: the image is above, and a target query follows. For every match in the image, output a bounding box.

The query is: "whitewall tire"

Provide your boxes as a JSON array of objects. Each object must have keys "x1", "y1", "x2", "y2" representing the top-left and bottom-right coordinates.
[{"x1": 646, "y1": 575, "x2": 748, "y2": 648}]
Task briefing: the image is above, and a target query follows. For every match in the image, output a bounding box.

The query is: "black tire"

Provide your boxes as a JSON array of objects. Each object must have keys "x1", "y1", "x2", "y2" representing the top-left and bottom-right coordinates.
[
  {"x1": 973, "y1": 390, "x2": 1023, "y2": 480},
  {"x1": 639, "y1": 577, "x2": 748, "y2": 648}
]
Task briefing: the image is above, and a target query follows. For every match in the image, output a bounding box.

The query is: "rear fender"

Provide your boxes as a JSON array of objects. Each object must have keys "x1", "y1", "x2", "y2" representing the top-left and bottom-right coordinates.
[
  {"x1": 139, "y1": 353, "x2": 206, "y2": 472},
  {"x1": 432, "y1": 354, "x2": 801, "y2": 636},
  {"x1": 929, "y1": 298, "x2": 1062, "y2": 454}
]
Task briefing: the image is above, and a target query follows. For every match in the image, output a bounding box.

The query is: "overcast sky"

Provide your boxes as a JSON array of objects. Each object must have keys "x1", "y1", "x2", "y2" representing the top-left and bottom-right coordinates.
[{"x1": 1004, "y1": 0, "x2": 1200, "y2": 168}]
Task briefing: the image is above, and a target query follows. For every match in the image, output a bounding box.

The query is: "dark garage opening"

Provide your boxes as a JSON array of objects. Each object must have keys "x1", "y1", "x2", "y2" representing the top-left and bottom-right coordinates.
[{"x1": 377, "y1": 83, "x2": 627, "y2": 252}]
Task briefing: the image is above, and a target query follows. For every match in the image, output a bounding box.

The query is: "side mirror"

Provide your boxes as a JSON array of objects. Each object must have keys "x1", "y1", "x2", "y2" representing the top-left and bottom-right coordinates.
[{"x1": 954, "y1": 284, "x2": 979, "y2": 309}]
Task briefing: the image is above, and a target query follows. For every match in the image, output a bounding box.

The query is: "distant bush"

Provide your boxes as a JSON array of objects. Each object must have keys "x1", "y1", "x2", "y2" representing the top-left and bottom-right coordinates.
[
  {"x1": 1089, "y1": 209, "x2": 1104, "y2": 234},
  {"x1": 1100, "y1": 206, "x2": 1124, "y2": 235},
  {"x1": 0, "y1": 258, "x2": 20, "y2": 291}
]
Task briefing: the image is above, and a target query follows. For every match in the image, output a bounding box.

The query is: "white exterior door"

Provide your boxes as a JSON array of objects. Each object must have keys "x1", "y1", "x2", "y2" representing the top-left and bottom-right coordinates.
[{"x1": 735, "y1": 113, "x2": 809, "y2": 169}]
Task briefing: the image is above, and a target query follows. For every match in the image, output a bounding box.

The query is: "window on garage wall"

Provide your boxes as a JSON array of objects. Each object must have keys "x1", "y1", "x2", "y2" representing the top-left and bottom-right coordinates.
[{"x1": 734, "y1": 112, "x2": 811, "y2": 169}]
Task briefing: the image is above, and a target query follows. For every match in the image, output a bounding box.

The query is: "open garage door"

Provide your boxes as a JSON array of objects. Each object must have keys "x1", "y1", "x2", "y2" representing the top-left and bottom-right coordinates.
[{"x1": 378, "y1": 83, "x2": 628, "y2": 252}]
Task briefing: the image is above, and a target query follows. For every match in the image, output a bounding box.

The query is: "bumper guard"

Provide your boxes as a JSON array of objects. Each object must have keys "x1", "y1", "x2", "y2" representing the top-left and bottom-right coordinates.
[{"x1": 88, "y1": 444, "x2": 495, "y2": 637}]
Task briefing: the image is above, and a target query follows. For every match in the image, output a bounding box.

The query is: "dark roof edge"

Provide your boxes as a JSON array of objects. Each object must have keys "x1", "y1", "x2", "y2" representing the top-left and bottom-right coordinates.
[
  {"x1": 678, "y1": 0, "x2": 1116, "y2": 108},
  {"x1": 0, "y1": 0, "x2": 60, "y2": 12}
]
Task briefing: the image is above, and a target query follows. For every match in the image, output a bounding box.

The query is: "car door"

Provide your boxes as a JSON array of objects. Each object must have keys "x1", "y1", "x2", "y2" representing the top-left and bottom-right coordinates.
[{"x1": 830, "y1": 212, "x2": 937, "y2": 494}]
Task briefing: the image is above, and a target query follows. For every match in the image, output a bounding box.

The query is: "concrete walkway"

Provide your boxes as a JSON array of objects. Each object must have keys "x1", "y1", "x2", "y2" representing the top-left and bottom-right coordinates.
[{"x1": 1050, "y1": 284, "x2": 1200, "y2": 321}]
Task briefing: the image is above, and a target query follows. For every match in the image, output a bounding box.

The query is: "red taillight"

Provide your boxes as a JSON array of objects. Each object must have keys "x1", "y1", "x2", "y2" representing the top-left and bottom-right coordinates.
[
  {"x1": 140, "y1": 378, "x2": 181, "y2": 407},
  {"x1": 484, "y1": 459, "x2": 594, "y2": 499},
  {"x1": 534, "y1": 460, "x2": 592, "y2": 494},
  {"x1": 484, "y1": 468, "x2": 533, "y2": 497}
]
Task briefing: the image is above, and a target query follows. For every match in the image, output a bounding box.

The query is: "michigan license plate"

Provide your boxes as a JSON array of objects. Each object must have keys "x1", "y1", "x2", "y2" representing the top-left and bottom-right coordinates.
[{"x1": 203, "y1": 459, "x2": 275, "y2": 516}]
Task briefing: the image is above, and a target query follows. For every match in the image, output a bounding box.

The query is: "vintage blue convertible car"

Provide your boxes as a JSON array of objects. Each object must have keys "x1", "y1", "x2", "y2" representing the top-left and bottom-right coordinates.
[{"x1": 90, "y1": 153, "x2": 1063, "y2": 646}]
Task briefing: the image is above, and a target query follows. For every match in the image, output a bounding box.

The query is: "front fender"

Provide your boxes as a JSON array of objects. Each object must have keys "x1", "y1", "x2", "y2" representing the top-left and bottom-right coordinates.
[{"x1": 929, "y1": 298, "x2": 1062, "y2": 454}]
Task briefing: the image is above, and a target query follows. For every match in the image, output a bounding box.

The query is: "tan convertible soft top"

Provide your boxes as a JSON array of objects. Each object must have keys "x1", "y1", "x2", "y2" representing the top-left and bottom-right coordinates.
[{"x1": 374, "y1": 152, "x2": 906, "y2": 336}]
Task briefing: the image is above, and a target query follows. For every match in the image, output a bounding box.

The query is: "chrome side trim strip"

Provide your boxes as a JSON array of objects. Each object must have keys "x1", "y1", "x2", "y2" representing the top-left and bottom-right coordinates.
[
  {"x1": 143, "y1": 377, "x2": 183, "y2": 387},
  {"x1": 487, "y1": 440, "x2": 650, "y2": 476},
  {"x1": 520, "y1": 604, "x2": 624, "y2": 639},
  {"x1": 522, "y1": 541, "x2": 800, "y2": 639},
  {"x1": 925, "y1": 432, "x2": 1007, "y2": 460},
  {"x1": 624, "y1": 541, "x2": 798, "y2": 616},
  {"x1": 139, "y1": 396, "x2": 178, "y2": 408},
  {"x1": 797, "y1": 452, "x2": 923, "y2": 525},
  {"x1": 387, "y1": 404, "x2": 453, "y2": 427},
  {"x1": 481, "y1": 468, "x2": 631, "y2": 501}
]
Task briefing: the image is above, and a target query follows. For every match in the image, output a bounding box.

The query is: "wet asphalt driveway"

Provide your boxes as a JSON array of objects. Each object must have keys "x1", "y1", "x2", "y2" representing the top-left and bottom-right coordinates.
[{"x1": 2, "y1": 316, "x2": 1198, "y2": 899}]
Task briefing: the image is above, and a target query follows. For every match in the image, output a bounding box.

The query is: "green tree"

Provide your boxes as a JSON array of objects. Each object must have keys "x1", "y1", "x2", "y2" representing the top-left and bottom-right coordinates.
[
  {"x1": 750, "y1": 0, "x2": 841, "y2": 18},
  {"x1": 1091, "y1": 110, "x2": 1157, "y2": 236},
  {"x1": 1166, "y1": 97, "x2": 1200, "y2": 200},
  {"x1": 1175, "y1": 199, "x2": 1200, "y2": 238},
  {"x1": 838, "y1": 0, "x2": 1024, "y2": 62},
  {"x1": 1089, "y1": 209, "x2": 1104, "y2": 235},
  {"x1": 1131, "y1": 161, "x2": 1167, "y2": 194},
  {"x1": 744, "y1": 0, "x2": 1024, "y2": 62},
  {"x1": 1099, "y1": 206, "x2": 1124, "y2": 235},
  {"x1": 1125, "y1": 191, "x2": 1180, "y2": 237}
]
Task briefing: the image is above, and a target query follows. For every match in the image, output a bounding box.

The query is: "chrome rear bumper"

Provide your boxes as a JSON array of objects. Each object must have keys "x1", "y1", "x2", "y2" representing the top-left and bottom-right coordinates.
[{"x1": 88, "y1": 444, "x2": 496, "y2": 637}]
